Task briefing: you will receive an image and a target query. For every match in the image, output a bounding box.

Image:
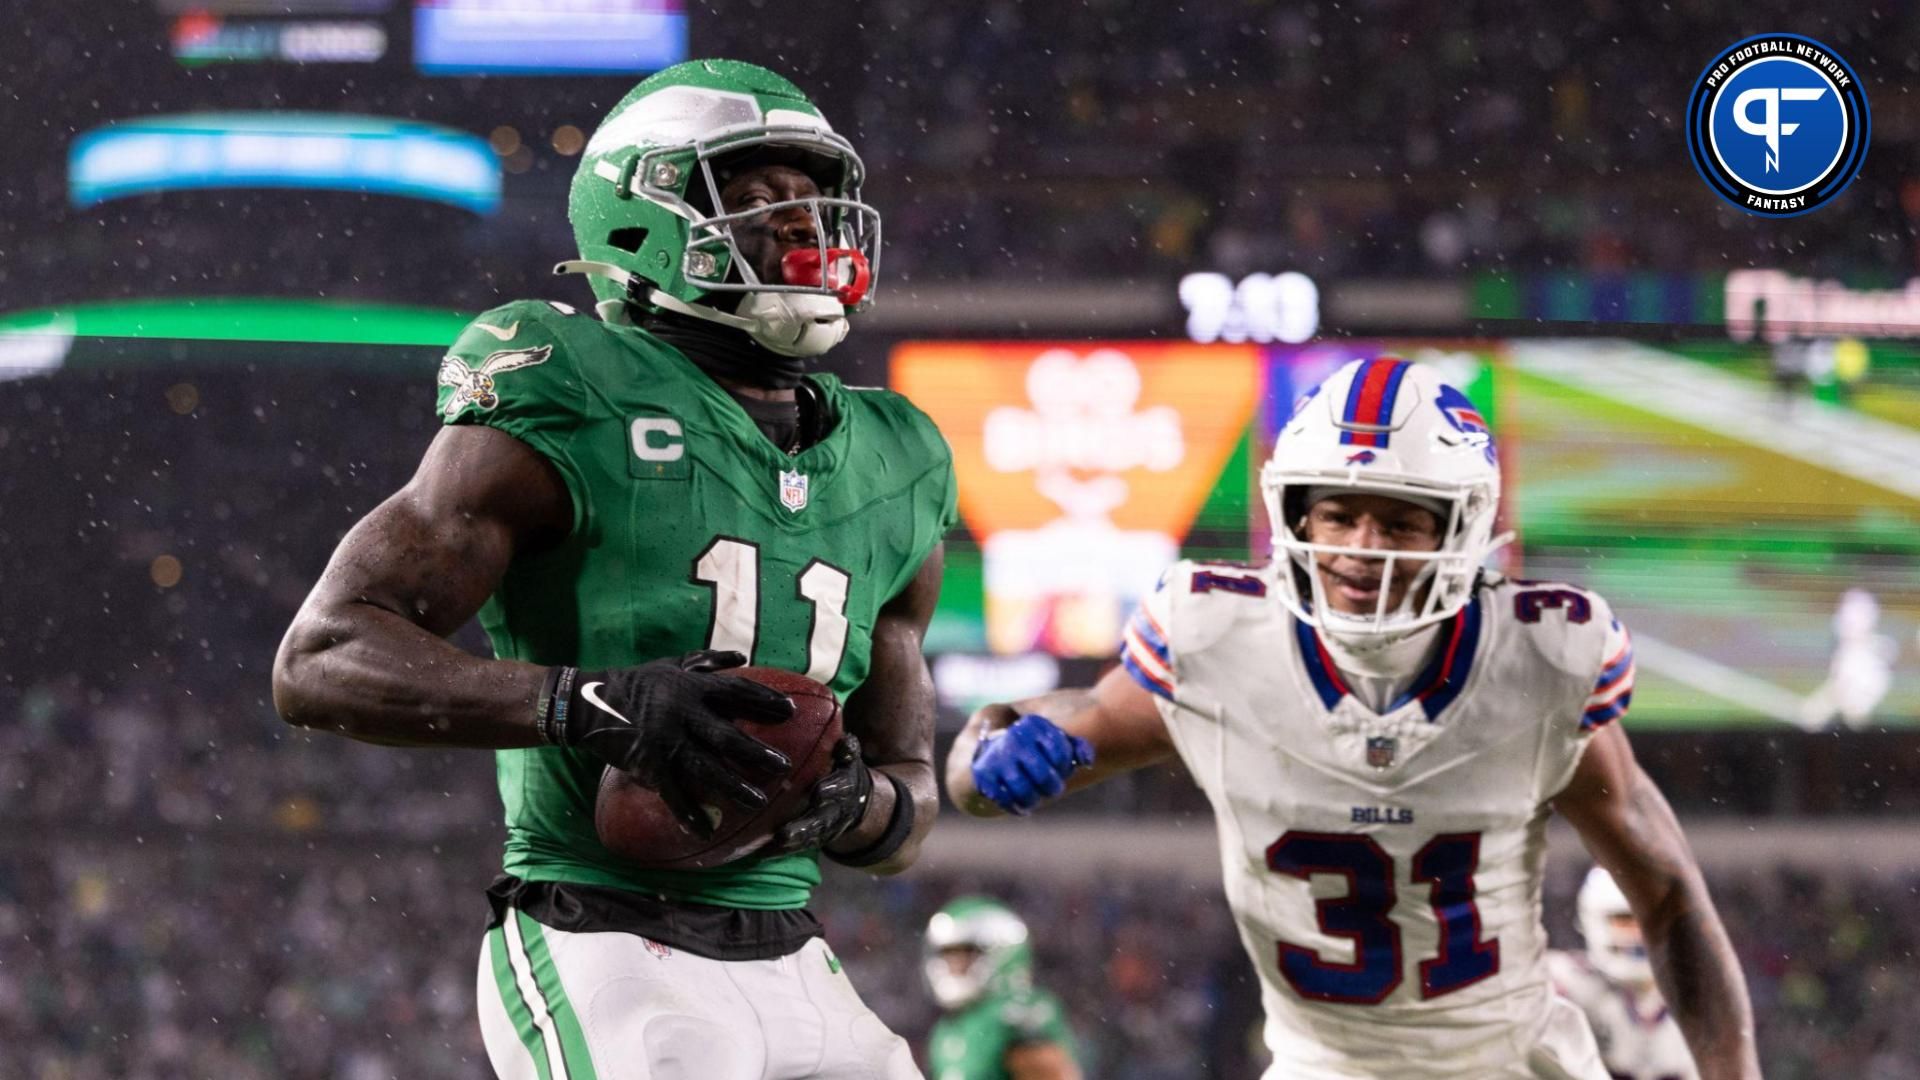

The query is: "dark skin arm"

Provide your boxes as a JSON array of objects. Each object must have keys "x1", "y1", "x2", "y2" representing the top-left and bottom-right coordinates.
[
  {"x1": 1554, "y1": 724, "x2": 1761, "y2": 1080},
  {"x1": 1006, "y1": 1042, "x2": 1081, "y2": 1080},
  {"x1": 275, "y1": 158, "x2": 809, "y2": 744},
  {"x1": 271, "y1": 424, "x2": 570, "y2": 746},
  {"x1": 823, "y1": 545, "x2": 945, "y2": 873}
]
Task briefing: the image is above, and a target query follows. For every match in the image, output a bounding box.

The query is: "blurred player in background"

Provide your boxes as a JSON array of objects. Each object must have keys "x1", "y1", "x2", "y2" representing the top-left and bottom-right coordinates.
[
  {"x1": 947, "y1": 359, "x2": 1758, "y2": 1079},
  {"x1": 1549, "y1": 868, "x2": 1699, "y2": 1080},
  {"x1": 923, "y1": 897, "x2": 1081, "y2": 1080},
  {"x1": 273, "y1": 59, "x2": 955, "y2": 1079},
  {"x1": 1798, "y1": 587, "x2": 1897, "y2": 731}
]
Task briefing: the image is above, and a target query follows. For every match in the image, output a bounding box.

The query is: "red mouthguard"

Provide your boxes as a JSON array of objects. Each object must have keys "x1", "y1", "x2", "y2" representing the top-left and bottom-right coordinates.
[{"x1": 781, "y1": 247, "x2": 872, "y2": 306}]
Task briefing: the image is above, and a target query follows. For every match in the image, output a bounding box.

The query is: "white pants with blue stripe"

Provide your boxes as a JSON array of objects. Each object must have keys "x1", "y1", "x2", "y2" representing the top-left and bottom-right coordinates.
[{"x1": 477, "y1": 908, "x2": 922, "y2": 1080}]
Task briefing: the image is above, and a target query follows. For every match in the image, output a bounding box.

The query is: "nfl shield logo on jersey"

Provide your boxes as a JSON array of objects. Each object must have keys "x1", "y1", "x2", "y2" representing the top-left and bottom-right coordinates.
[
  {"x1": 779, "y1": 469, "x2": 810, "y2": 513},
  {"x1": 1366, "y1": 736, "x2": 1397, "y2": 769}
]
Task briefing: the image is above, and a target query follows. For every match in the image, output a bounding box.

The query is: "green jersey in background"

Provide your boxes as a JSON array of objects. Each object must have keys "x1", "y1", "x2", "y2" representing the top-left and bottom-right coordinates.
[
  {"x1": 434, "y1": 298, "x2": 956, "y2": 910},
  {"x1": 928, "y1": 988, "x2": 1077, "y2": 1080}
]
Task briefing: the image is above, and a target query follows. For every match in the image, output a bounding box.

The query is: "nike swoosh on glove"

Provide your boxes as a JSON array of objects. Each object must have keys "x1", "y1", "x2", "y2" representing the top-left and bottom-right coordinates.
[{"x1": 969, "y1": 714, "x2": 1095, "y2": 816}]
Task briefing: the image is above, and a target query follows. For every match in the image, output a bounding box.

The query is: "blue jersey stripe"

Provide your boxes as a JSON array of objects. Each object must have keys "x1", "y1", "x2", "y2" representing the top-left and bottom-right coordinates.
[
  {"x1": 1123, "y1": 651, "x2": 1175, "y2": 700},
  {"x1": 1128, "y1": 607, "x2": 1171, "y2": 664},
  {"x1": 1594, "y1": 644, "x2": 1634, "y2": 692},
  {"x1": 1293, "y1": 619, "x2": 1349, "y2": 710},
  {"x1": 1401, "y1": 597, "x2": 1483, "y2": 721},
  {"x1": 1583, "y1": 692, "x2": 1631, "y2": 729}
]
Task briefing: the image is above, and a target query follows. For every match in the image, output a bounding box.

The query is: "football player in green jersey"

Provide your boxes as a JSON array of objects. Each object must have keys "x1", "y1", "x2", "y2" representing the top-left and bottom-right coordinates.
[
  {"x1": 273, "y1": 59, "x2": 955, "y2": 1080},
  {"x1": 924, "y1": 898, "x2": 1081, "y2": 1080}
]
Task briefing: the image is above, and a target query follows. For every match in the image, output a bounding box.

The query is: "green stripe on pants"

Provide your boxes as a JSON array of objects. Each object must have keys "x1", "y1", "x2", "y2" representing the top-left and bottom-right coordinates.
[
  {"x1": 490, "y1": 925, "x2": 555, "y2": 1080},
  {"x1": 516, "y1": 909, "x2": 599, "y2": 1080}
]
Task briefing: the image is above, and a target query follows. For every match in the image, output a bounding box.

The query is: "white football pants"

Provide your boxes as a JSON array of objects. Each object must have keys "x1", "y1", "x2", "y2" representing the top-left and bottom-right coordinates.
[{"x1": 477, "y1": 908, "x2": 922, "y2": 1080}]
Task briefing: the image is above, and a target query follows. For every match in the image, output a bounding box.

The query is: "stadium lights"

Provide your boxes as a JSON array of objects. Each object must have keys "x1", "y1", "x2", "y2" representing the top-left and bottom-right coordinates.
[
  {"x1": 0, "y1": 298, "x2": 471, "y2": 355},
  {"x1": 68, "y1": 113, "x2": 501, "y2": 213}
]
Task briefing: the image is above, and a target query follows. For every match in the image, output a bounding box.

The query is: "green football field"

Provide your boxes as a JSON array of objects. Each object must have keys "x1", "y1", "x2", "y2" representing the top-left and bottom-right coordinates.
[{"x1": 1503, "y1": 342, "x2": 1920, "y2": 728}]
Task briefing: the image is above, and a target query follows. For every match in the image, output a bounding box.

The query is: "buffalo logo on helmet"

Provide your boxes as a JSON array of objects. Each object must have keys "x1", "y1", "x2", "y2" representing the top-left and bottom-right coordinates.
[
  {"x1": 1433, "y1": 384, "x2": 1496, "y2": 464},
  {"x1": 1345, "y1": 450, "x2": 1377, "y2": 466}
]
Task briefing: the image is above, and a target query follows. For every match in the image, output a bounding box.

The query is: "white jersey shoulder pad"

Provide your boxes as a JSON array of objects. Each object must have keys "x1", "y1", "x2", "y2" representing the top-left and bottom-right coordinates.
[
  {"x1": 1488, "y1": 576, "x2": 1635, "y2": 731},
  {"x1": 1120, "y1": 560, "x2": 1272, "y2": 704}
]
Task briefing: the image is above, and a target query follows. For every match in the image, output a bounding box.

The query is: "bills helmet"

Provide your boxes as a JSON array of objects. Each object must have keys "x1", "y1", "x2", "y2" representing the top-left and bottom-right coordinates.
[
  {"x1": 1578, "y1": 866, "x2": 1654, "y2": 985},
  {"x1": 1260, "y1": 357, "x2": 1507, "y2": 638},
  {"x1": 923, "y1": 896, "x2": 1034, "y2": 1010},
  {"x1": 559, "y1": 59, "x2": 880, "y2": 357}
]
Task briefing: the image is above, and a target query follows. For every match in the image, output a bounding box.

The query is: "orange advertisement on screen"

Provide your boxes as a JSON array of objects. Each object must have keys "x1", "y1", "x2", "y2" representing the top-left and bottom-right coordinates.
[{"x1": 893, "y1": 341, "x2": 1260, "y2": 655}]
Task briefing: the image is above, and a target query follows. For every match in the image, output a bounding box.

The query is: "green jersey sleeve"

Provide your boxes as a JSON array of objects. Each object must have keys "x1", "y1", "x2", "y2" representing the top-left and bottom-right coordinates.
[
  {"x1": 843, "y1": 385, "x2": 960, "y2": 601},
  {"x1": 433, "y1": 300, "x2": 591, "y2": 535}
]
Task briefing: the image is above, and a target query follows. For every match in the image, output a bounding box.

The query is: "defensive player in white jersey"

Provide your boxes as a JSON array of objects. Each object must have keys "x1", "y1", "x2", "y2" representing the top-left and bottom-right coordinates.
[
  {"x1": 1549, "y1": 868, "x2": 1700, "y2": 1080},
  {"x1": 946, "y1": 359, "x2": 1759, "y2": 1079}
]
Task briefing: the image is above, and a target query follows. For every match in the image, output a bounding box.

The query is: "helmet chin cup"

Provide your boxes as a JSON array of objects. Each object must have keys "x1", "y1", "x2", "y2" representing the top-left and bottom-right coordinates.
[
  {"x1": 781, "y1": 246, "x2": 871, "y2": 305},
  {"x1": 735, "y1": 289, "x2": 848, "y2": 357}
]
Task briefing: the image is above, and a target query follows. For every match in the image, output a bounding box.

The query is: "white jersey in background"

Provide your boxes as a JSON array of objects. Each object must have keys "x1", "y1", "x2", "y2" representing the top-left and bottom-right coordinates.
[
  {"x1": 1547, "y1": 951, "x2": 1699, "y2": 1080},
  {"x1": 1123, "y1": 562, "x2": 1635, "y2": 1079}
]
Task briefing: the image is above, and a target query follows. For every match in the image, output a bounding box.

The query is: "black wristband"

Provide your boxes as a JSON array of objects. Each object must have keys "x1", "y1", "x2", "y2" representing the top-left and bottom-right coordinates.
[
  {"x1": 535, "y1": 666, "x2": 577, "y2": 746},
  {"x1": 825, "y1": 772, "x2": 916, "y2": 869}
]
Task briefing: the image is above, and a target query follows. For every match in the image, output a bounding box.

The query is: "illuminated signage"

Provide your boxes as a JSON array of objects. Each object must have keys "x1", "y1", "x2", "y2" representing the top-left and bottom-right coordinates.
[
  {"x1": 172, "y1": 14, "x2": 388, "y2": 64},
  {"x1": 1725, "y1": 268, "x2": 1920, "y2": 341},
  {"x1": 415, "y1": 0, "x2": 687, "y2": 75},
  {"x1": 69, "y1": 114, "x2": 500, "y2": 213},
  {"x1": 1179, "y1": 271, "x2": 1319, "y2": 344},
  {"x1": 156, "y1": 1, "x2": 393, "y2": 11},
  {"x1": 895, "y1": 342, "x2": 1260, "y2": 656}
]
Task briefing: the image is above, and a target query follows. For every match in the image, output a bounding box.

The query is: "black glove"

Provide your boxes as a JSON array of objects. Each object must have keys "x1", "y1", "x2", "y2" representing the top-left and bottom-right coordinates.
[
  {"x1": 770, "y1": 734, "x2": 873, "y2": 853},
  {"x1": 544, "y1": 650, "x2": 796, "y2": 837}
]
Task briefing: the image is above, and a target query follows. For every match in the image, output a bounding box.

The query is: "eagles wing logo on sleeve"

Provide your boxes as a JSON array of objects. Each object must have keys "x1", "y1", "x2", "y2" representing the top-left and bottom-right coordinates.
[{"x1": 438, "y1": 345, "x2": 553, "y2": 417}]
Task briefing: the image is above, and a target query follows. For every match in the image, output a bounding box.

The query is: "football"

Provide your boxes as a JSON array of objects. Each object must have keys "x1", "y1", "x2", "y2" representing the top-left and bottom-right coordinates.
[{"x1": 594, "y1": 666, "x2": 842, "y2": 869}]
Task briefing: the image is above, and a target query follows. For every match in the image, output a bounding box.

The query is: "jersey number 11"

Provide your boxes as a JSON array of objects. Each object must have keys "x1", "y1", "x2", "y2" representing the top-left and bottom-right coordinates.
[{"x1": 694, "y1": 537, "x2": 851, "y2": 686}]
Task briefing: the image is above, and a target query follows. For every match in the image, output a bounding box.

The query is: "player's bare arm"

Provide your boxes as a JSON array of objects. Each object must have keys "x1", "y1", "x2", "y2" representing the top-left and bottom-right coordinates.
[
  {"x1": 1005, "y1": 1041, "x2": 1081, "y2": 1080},
  {"x1": 275, "y1": 422, "x2": 796, "y2": 833},
  {"x1": 808, "y1": 543, "x2": 946, "y2": 874},
  {"x1": 1554, "y1": 724, "x2": 1760, "y2": 1080},
  {"x1": 271, "y1": 424, "x2": 568, "y2": 746},
  {"x1": 946, "y1": 663, "x2": 1175, "y2": 818}
]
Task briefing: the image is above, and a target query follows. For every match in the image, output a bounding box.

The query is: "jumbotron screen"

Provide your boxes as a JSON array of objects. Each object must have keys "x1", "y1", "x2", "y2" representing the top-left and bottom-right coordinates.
[{"x1": 891, "y1": 338, "x2": 1920, "y2": 729}]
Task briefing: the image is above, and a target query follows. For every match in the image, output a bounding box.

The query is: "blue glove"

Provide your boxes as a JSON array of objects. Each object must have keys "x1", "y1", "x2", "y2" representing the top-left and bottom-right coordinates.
[{"x1": 970, "y1": 715, "x2": 1095, "y2": 815}]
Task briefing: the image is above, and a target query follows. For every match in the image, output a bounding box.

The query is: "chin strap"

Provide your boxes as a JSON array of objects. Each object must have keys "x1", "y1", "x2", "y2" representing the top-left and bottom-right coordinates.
[
  {"x1": 554, "y1": 259, "x2": 847, "y2": 358},
  {"x1": 647, "y1": 288, "x2": 763, "y2": 334}
]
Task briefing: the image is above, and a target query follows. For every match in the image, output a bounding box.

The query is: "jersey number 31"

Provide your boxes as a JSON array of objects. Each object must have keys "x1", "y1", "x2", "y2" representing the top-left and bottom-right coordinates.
[{"x1": 1267, "y1": 831, "x2": 1500, "y2": 1004}]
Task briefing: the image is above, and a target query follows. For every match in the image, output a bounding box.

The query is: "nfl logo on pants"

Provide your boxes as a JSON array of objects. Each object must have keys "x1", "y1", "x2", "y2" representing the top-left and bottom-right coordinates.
[
  {"x1": 779, "y1": 469, "x2": 810, "y2": 513},
  {"x1": 1366, "y1": 736, "x2": 1397, "y2": 769}
]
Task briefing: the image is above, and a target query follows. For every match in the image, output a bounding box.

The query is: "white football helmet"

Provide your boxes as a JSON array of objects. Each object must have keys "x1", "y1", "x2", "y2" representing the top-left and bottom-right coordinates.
[
  {"x1": 1260, "y1": 357, "x2": 1508, "y2": 639},
  {"x1": 923, "y1": 896, "x2": 1033, "y2": 1010},
  {"x1": 1578, "y1": 866, "x2": 1654, "y2": 986}
]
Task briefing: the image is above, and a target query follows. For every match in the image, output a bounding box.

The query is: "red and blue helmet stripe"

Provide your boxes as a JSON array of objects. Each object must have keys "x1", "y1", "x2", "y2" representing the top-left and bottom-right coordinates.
[{"x1": 1339, "y1": 358, "x2": 1412, "y2": 447}]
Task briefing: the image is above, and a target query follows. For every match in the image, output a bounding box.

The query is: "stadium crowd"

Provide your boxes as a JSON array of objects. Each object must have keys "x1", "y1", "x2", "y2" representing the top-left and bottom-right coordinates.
[
  {"x1": 2, "y1": 822, "x2": 1915, "y2": 1079},
  {"x1": 7, "y1": 0, "x2": 1920, "y2": 318}
]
